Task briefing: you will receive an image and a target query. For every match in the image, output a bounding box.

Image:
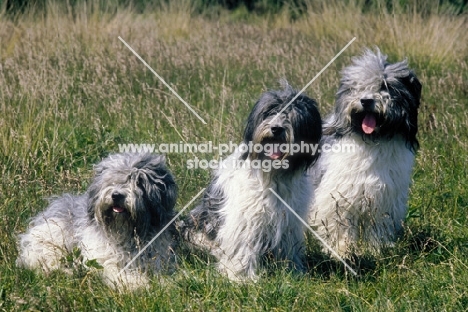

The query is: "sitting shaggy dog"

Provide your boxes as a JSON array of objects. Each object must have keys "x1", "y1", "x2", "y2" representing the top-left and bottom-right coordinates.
[
  {"x1": 184, "y1": 83, "x2": 322, "y2": 281},
  {"x1": 309, "y1": 48, "x2": 422, "y2": 256}
]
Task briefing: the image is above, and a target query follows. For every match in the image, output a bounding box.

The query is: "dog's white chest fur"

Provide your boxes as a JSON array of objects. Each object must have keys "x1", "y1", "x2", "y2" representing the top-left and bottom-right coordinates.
[
  {"x1": 310, "y1": 134, "x2": 414, "y2": 254},
  {"x1": 212, "y1": 156, "x2": 311, "y2": 280}
]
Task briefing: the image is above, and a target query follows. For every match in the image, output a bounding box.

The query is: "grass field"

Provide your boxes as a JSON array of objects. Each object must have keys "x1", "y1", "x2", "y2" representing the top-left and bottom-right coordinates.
[{"x1": 0, "y1": 1, "x2": 467, "y2": 310}]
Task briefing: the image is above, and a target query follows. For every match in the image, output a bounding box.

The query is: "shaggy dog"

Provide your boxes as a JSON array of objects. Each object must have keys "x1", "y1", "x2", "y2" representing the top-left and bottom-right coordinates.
[
  {"x1": 309, "y1": 48, "x2": 422, "y2": 256},
  {"x1": 16, "y1": 153, "x2": 178, "y2": 290},
  {"x1": 184, "y1": 83, "x2": 322, "y2": 281}
]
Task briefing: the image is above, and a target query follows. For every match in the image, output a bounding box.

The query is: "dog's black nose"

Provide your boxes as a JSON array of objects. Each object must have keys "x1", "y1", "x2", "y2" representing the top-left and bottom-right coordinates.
[
  {"x1": 360, "y1": 98, "x2": 375, "y2": 108},
  {"x1": 271, "y1": 126, "x2": 284, "y2": 136},
  {"x1": 111, "y1": 192, "x2": 125, "y2": 201}
]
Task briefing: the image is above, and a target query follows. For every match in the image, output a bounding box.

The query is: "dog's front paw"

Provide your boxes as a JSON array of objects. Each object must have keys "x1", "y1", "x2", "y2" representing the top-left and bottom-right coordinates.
[{"x1": 103, "y1": 268, "x2": 150, "y2": 291}]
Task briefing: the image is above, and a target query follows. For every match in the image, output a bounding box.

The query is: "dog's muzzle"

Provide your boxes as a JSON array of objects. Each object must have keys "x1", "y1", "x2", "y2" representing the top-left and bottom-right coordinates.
[
  {"x1": 111, "y1": 191, "x2": 126, "y2": 213},
  {"x1": 359, "y1": 98, "x2": 377, "y2": 134},
  {"x1": 260, "y1": 124, "x2": 289, "y2": 160}
]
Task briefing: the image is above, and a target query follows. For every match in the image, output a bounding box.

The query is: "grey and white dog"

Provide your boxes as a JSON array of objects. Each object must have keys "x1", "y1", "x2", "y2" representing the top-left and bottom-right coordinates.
[
  {"x1": 16, "y1": 153, "x2": 178, "y2": 290},
  {"x1": 309, "y1": 48, "x2": 422, "y2": 256},
  {"x1": 184, "y1": 83, "x2": 322, "y2": 281}
]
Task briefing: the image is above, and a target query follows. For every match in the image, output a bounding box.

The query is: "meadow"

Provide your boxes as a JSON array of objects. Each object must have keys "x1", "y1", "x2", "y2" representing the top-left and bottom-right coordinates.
[{"x1": 0, "y1": 1, "x2": 467, "y2": 310}]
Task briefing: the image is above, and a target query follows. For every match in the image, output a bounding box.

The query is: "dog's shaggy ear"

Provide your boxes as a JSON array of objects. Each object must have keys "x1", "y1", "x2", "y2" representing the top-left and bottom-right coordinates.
[
  {"x1": 385, "y1": 58, "x2": 422, "y2": 109},
  {"x1": 290, "y1": 94, "x2": 322, "y2": 169},
  {"x1": 402, "y1": 71, "x2": 422, "y2": 153},
  {"x1": 136, "y1": 155, "x2": 178, "y2": 227},
  {"x1": 385, "y1": 60, "x2": 422, "y2": 152},
  {"x1": 404, "y1": 71, "x2": 422, "y2": 108}
]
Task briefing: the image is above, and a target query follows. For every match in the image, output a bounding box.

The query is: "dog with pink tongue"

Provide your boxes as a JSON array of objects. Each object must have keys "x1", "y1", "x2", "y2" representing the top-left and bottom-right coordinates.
[{"x1": 308, "y1": 48, "x2": 422, "y2": 256}]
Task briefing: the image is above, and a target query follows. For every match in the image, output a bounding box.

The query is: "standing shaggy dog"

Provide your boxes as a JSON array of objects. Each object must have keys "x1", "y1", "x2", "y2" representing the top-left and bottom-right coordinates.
[
  {"x1": 16, "y1": 153, "x2": 178, "y2": 290},
  {"x1": 309, "y1": 49, "x2": 422, "y2": 256},
  {"x1": 184, "y1": 83, "x2": 322, "y2": 281}
]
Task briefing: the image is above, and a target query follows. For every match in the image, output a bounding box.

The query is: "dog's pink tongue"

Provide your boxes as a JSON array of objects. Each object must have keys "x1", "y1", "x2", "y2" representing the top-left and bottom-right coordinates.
[
  {"x1": 113, "y1": 206, "x2": 124, "y2": 213},
  {"x1": 270, "y1": 145, "x2": 283, "y2": 160},
  {"x1": 362, "y1": 113, "x2": 376, "y2": 134}
]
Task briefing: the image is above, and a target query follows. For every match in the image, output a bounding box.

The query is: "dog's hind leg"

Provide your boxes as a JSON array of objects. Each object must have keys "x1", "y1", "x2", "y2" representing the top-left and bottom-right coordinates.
[{"x1": 16, "y1": 217, "x2": 73, "y2": 272}]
